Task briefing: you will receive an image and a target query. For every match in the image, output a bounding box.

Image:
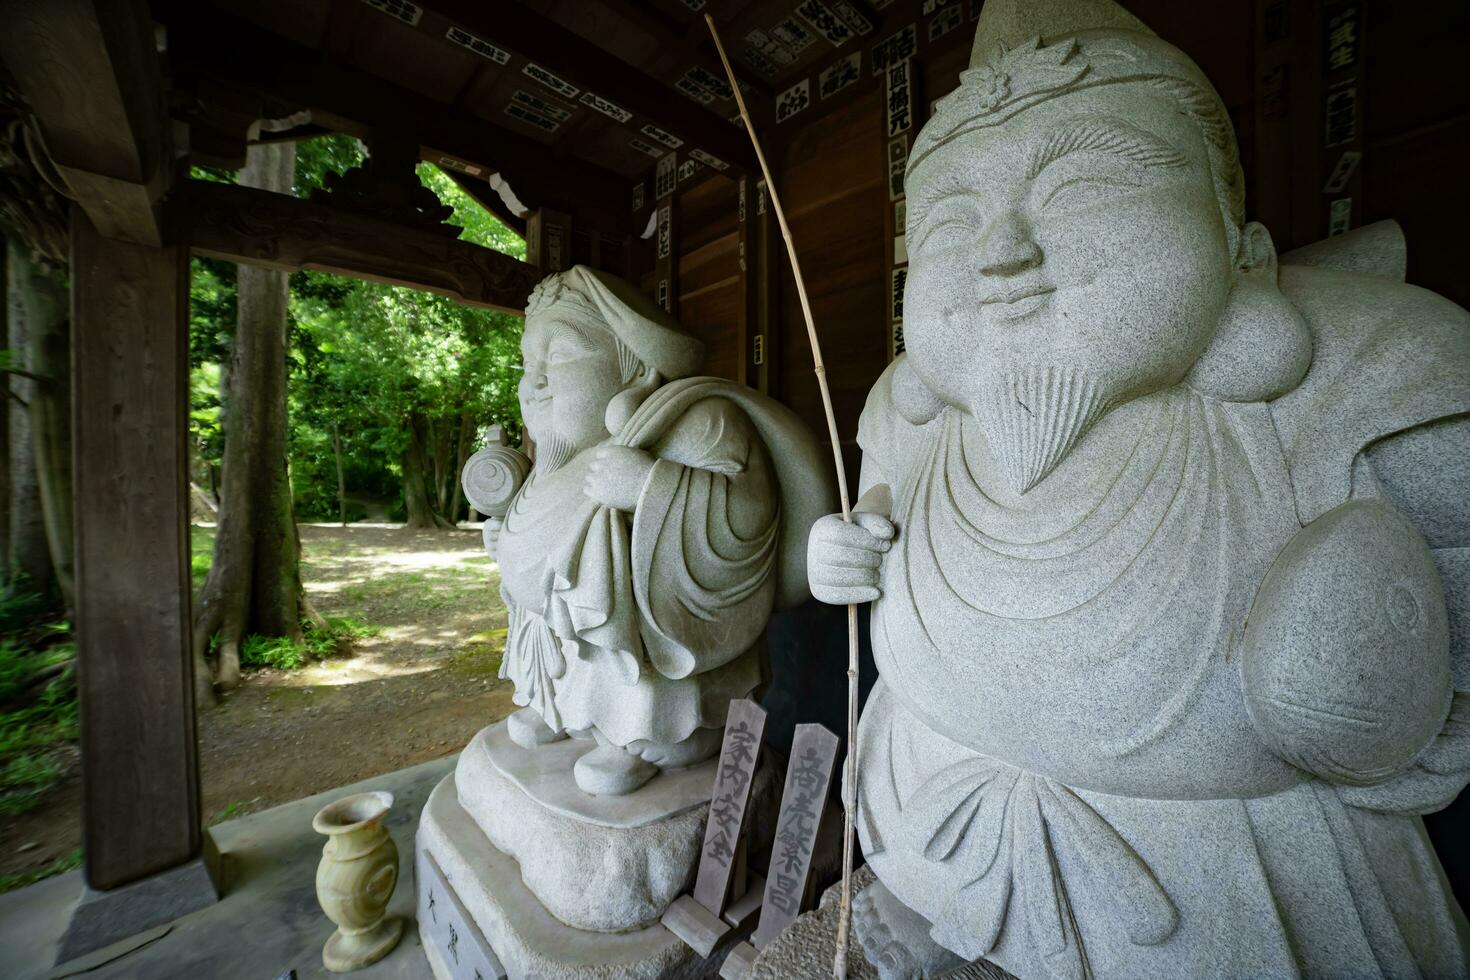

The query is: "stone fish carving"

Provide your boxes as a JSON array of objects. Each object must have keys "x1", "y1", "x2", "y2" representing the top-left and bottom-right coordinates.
[
  {"x1": 487, "y1": 265, "x2": 834, "y2": 797},
  {"x1": 806, "y1": 1, "x2": 1470, "y2": 977}
]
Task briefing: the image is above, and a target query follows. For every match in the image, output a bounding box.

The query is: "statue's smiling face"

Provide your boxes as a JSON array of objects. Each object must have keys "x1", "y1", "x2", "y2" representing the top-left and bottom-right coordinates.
[
  {"x1": 519, "y1": 313, "x2": 623, "y2": 461},
  {"x1": 904, "y1": 85, "x2": 1234, "y2": 492}
]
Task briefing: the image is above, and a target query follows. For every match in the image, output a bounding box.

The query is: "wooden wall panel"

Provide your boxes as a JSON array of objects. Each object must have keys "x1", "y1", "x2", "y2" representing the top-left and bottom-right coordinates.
[
  {"x1": 677, "y1": 175, "x2": 743, "y2": 382},
  {"x1": 680, "y1": 177, "x2": 740, "y2": 255},
  {"x1": 1362, "y1": 1, "x2": 1470, "y2": 308},
  {"x1": 680, "y1": 277, "x2": 743, "y2": 383},
  {"x1": 775, "y1": 96, "x2": 886, "y2": 491}
]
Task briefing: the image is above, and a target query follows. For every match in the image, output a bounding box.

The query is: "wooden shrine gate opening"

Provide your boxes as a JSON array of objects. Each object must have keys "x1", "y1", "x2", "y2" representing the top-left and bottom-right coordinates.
[
  {"x1": 0, "y1": 0, "x2": 555, "y2": 950},
  {"x1": 4, "y1": 0, "x2": 1467, "y2": 959}
]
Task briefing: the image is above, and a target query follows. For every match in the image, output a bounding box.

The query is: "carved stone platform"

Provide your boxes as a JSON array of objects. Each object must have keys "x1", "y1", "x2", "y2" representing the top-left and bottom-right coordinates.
[
  {"x1": 456, "y1": 720, "x2": 779, "y2": 931},
  {"x1": 417, "y1": 773, "x2": 727, "y2": 979},
  {"x1": 417, "y1": 720, "x2": 780, "y2": 978}
]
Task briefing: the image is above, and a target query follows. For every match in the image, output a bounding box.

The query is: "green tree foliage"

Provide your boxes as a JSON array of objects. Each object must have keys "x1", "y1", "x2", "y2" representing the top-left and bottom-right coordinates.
[
  {"x1": 289, "y1": 270, "x2": 523, "y2": 522},
  {"x1": 187, "y1": 136, "x2": 525, "y2": 526},
  {"x1": 417, "y1": 162, "x2": 527, "y2": 258}
]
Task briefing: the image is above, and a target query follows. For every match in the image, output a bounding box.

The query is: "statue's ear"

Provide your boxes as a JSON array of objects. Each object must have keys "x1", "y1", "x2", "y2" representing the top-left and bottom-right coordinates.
[
  {"x1": 1187, "y1": 221, "x2": 1309, "y2": 403},
  {"x1": 893, "y1": 356, "x2": 945, "y2": 425},
  {"x1": 1237, "y1": 221, "x2": 1278, "y2": 280},
  {"x1": 605, "y1": 364, "x2": 660, "y2": 434}
]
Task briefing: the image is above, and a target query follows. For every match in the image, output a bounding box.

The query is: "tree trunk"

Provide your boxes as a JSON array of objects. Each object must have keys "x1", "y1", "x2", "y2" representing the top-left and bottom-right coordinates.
[
  {"x1": 10, "y1": 241, "x2": 73, "y2": 613},
  {"x1": 0, "y1": 243, "x2": 10, "y2": 573},
  {"x1": 192, "y1": 142, "x2": 318, "y2": 699},
  {"x1": 447, "y1": 411, "x2": 475, "y2": 526},
  {"x1": 403, "y1": 412, "x2": 453, "y2": 529},
  {"x1": 332, "y1": 422, "x2": 347, "y2": 526},
  {"x1": 6, "y1": 239, "x2": 54, "y2": 598},
  {"x1": 431, "y1": 415, "x2": 452, "y2": 514}
]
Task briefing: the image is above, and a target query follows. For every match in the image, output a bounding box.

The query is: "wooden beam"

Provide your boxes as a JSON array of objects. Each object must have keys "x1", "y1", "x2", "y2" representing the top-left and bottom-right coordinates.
[
  {"x1": 444, "y1": 169, "x2": 527, "y2": 238},
  {"x1": 70, "y1": 206, "x2": 199, "y2": 889},
  {"x1": 0, "y1": 0, "x2": 170, "y2": 244},
  {"x1": 160, "y1": 3, "x2": 629, "y2": 233},
  {"x1": 526, "y1": 208, "x2": 571, "y2": 274},
  {"x1": 751, "y1": 179, "x2": 781, "y2": 398},
  {"x1": 417, "y1": 0, "x2": 759, "y2": 173},
  {"x1": 180, "y1": 179, "x2": 539, "y2": 314},
  {"x1": 595, "y1": 0, "x2": 773, "y2": 101}
]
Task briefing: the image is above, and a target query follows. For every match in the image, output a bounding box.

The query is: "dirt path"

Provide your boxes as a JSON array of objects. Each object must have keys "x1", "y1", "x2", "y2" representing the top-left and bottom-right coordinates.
[{"x1": 0, "y1": 523, "x2": 516, "y2": 879}]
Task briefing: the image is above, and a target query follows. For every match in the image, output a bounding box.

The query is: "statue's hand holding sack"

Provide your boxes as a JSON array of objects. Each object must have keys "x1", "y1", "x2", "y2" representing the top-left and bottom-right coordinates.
[{"x1": 582, "y1": 445, "x2": 656, "y2": 512}]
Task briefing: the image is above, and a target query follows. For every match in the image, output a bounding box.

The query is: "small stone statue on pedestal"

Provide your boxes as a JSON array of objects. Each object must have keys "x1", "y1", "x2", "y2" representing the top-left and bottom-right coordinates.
[
  {"x1": 806, "y1": 0, "x2": 1470, "y2": 977},
  {"x1": 416, "y1": 267, "x2": 834, "y2": 979},
  {"x1": 489, "y1": 266, "x2": 833, "y2": 796}
]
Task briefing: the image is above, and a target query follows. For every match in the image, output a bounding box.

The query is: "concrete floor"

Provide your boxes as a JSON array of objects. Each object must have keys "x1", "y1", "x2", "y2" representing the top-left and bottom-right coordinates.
[{"x1": 0, "y1": 754, "x2": 456, "y2": 980}]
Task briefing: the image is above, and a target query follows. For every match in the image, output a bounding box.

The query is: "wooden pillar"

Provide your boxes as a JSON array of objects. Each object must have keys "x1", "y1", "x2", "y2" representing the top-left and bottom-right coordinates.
[
  {"x1": 1286, "y1": 0, "x2": 1327, "y2": 248},
  {"x1": 883, "y1": 57, "x2": 918, "y2": 364},
  {"x1": 736, "y1": 176, "x2": 755, "y2": 389},
  {"x1": 70, "y1": 206, "x2": 201, "y2": 891},
  {"x1": 654, "y1": 154, "x2": 679, "y2": 317},
  {"x1": 740, "y1": 176, "x2": 780, "y2": 396},
  {"x1": 1253, "y1": 0, "x2": 1296, "y2": 245},
  {"x1": 526, "y1": 207, "x2": 571, "y2": 273}
]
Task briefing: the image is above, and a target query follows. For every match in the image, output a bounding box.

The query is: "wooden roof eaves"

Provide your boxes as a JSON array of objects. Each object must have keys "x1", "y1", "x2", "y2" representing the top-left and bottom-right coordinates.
[{"x1": 161, "y1": 3, "x2": 632, "y2": 233}]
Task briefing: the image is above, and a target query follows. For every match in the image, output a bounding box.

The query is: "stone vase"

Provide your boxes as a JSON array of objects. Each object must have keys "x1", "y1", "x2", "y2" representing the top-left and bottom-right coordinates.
[{"x1": 313, "y1": 790, "x2": 403, "y2": 972}]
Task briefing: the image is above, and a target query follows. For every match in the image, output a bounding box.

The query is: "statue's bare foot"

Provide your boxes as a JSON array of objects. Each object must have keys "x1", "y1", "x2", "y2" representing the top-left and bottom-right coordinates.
[
  {"x1": 574, "y1": 743, "x2": 658, "y2": 796},
  {"x1": 507, "y1": 706, "x2": 567, "y2": 749},
  {"x1": 855, "y1": 879, "x2": 965, "y2": 980},
  {"x1": 628, "y1": 726, "x2": 724, "y2": 769}
]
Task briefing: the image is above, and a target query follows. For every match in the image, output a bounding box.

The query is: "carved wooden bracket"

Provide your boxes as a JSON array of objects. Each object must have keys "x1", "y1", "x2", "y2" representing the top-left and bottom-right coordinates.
[{"x1": 310, "y1": 142, "x2": 458, "y2": 237}]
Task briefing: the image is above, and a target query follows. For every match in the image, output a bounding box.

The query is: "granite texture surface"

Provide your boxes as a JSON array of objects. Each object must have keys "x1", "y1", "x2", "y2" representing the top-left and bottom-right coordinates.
[
  {"x1": 417, "y1": 773, "x2": 730, "y2": 980},
  {"x1": 805, "y1": 0, "x2": 1470, "y2": 976},
  {"x1": 486, "y1": 266, "x2": 835, "y2": 797},
  {"x1": 455, "y1": 720, "x2": 778, "y2": 933}
]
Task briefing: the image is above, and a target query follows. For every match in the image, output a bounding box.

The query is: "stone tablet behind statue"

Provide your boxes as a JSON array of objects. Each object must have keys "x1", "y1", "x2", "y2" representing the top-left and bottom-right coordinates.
[
  {"x1": 806, "y1": 0, "x2": 1470, "y2": 977},
  {"x1": 488, "y1": 265, "x2": 835, "y2": 797}
]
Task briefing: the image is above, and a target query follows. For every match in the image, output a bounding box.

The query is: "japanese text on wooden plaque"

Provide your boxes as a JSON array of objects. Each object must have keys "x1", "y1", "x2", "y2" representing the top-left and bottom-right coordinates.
[{"x1": 693, "y1": 699, "x2": 767, "y2": 914}]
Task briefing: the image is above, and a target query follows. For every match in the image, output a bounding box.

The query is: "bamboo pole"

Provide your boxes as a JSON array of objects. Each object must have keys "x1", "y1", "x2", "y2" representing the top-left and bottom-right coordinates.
[{"x1": 704, "y1": 15, "x2": 860, "y2": 979}]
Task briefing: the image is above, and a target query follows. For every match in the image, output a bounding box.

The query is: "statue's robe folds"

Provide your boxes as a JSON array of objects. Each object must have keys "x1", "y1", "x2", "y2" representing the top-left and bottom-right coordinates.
[
  {"x1": 497, "y1": 378, "x2": 829, "y2": 750},
  {"x1": 855, "y1": 262, "x2": 1470, "y2": 978}
]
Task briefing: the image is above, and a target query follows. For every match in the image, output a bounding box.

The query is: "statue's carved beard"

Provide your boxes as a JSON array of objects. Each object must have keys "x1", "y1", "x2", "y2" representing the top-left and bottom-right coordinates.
[
  {"x1": 971, "y1": 365, "x2": 1112, "y2": 495},
  {"x1": 532, "y1": 429, "x2": 578, "y2": 475}
]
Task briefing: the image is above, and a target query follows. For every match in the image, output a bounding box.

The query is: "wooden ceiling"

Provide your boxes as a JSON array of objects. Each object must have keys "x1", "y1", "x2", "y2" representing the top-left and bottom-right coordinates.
[{"x1": 156, "y1": 0, "x2": 928, "y2": 233}]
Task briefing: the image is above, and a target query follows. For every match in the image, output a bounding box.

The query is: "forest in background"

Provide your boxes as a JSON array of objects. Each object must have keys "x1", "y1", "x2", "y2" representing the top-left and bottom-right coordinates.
[
  {"x1": 0, "y1": 128, "x2": 529, "y2": 848},
  {"x1": 190, "y1": 135, "x2": 527, "y2": 529}
]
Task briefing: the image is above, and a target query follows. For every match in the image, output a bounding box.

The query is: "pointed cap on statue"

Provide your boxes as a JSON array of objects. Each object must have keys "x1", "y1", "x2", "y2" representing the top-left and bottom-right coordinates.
[
  {"x1": 526, "y1": 265, "x2": 705, "y2": 379},
  {"x1": 968, "y1": 0, "x2": 1152, "y2": 66}
]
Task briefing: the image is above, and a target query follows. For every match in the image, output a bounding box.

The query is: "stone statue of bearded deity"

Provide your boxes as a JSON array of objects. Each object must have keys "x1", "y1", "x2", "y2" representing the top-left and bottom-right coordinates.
[
  {"x1": 487, "y1": 266, "x2": 833, "y2": 797},
  {"x1": 806, "y1": 1, "x2": 1470, "y2": 977}
]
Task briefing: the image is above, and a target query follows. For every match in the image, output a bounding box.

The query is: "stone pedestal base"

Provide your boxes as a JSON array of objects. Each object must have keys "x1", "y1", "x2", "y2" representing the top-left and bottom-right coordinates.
[
  {"x1": 56, "y1": 834, "x2": 221, "y2": 964},
  {"x1": 454, "y1": 720, "x2": 778, "y2": 932},
  {"x1": 417, "y1": 720, "x2": 781, "y2": 978},
  {"x1": 417, "y1": 773, "x2": 729, "y2": 979}
]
